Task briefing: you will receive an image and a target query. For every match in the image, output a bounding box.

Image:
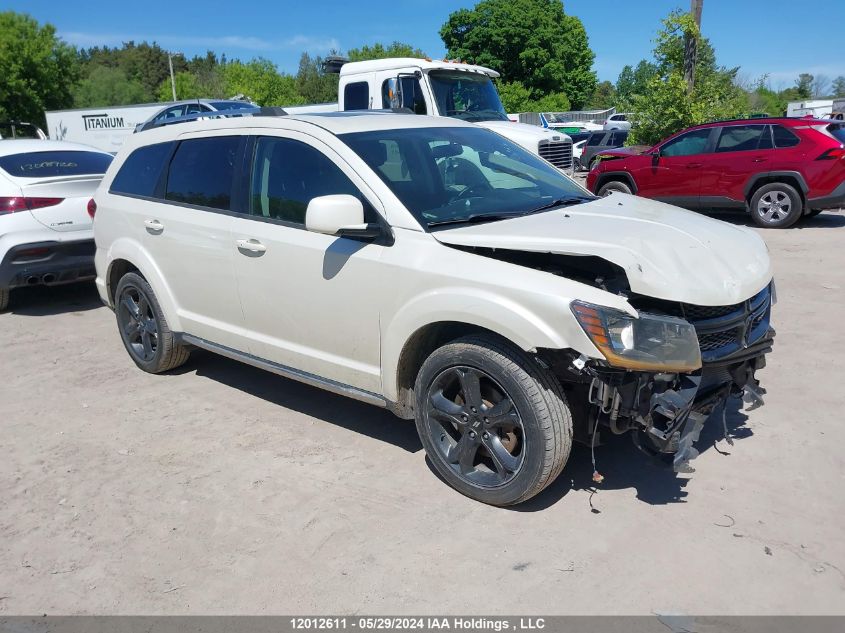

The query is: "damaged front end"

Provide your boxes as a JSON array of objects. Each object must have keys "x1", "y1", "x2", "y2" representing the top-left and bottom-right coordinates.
[{"x1": 544, "y1": 283, "x2": 775, "y2": 474}]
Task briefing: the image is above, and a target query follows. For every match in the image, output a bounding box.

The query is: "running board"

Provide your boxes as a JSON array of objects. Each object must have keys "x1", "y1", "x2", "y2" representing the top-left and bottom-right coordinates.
[{"x1": 179, "y1": 333, "x2": 388, "y2": 408}]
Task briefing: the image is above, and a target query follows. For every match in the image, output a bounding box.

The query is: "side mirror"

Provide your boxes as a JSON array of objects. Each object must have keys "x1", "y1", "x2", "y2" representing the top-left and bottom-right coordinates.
[
  {"x1": 651, "y1": 147, "x2": 662, "y2": 164},
  {"x1": 386, "y1": 77, "x2": 403, "y2": 110},
  {"x1": 305, "y1": 194, "x2": 381, "y2": 240}
]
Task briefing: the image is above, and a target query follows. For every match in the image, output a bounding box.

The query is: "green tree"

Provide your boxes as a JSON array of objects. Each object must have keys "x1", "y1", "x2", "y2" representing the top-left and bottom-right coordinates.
[
  {"x1": 0, "y1": 11, "x2": 79, "y2": 125},
  {"x1": 531, "y1": 91, "x2": 570, "y2": 112},
  {"x1": 615, "y1": 60, "x2": 657, "y2": 101},
  {"x1": 185, "y1": 51, "x2": 225, "y2": 98},
  {"x1": 794, "y1": 73, "x2": 813, "y2": 99},
  {"x1": 496, "y1": 80, "x2": 532, "y2": 112},
  {"x1": 625, "y1": 10, "x2": 749, "y2": 146},
  {"x1": 156, "y1": 71, "x2": 204, "y2": 101},
  {"x1": 833, "y1": 76, "x2": 845, "y2": 98},
  {"x1": 222, "y1": 58, "x2": 304, "y2": 106},
  {"x1": 346, "y1": 41, "x2": 426, "y2": 62},
  {"x1": 440, "y1": 0, "x2": 597, "y2": 108},
  {"x1": 747, "y1": 76, "x2": 787, "y2": 117},
  {"x1": 74, "y1": 66, "x2": 147, "y2": 107},
  {"x1": 589, "y1": 80, "x2": 616, "y2": 109},
  {"x1": 80, "y1": 41, "x2": 186, "y2": 102},
  {"x1": 295, "y1": 52, "x2": 339, "y2": 103}
]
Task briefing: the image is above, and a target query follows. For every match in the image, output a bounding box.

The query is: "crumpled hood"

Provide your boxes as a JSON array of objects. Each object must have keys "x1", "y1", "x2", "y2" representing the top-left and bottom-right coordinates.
[{"x1": 433, "y1": 193, "x2": 773, "y2": 306}]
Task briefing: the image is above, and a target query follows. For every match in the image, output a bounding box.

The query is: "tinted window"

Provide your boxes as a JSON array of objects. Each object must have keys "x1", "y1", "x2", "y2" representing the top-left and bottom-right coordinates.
[
  {"x1": 210, "y1": 101, "x2": 254, "y2": 111},
  {"x1": 155, "y1": 105, "x2": 185, "y2": 122},
  {"x1": 715, "y1": 125, "x2": 767, "y2": 152},
  {"x1": 165, "y1": 137, "x2": 239, "y2": 209},
  {"x1": 344, "y1": 82, "x2": 369, "y2": 110},
  {"x1": 110, "y1": 142, "x2": 174, "y2": 197},
  {"x1": 609, "y1": 131, "x2": 627, "y2": 146},
  {"x1": 660, "y1": 129, "x2": 712, "y2": 157},
  {"x1": 0, "y1": 150, "x2": 112, "y2": 178},
  {"x1": 381, "y1": 77, "x2": 427, "y2": 114},
  {"x1": 828, "y1": 123, "x2": 845, "y2": 143},
  {"x1": 772, "y1": 125, "x2": 800, "y2": 148},
  {"x1": 184, "y1": 103, "x2": 209, "y2": 115},
  {"x1": 249, "y1": 137, "x2": 372, "y2": 225},
  {"x1": 587, "y1": 133, "x2": 604, "y2": 146}
]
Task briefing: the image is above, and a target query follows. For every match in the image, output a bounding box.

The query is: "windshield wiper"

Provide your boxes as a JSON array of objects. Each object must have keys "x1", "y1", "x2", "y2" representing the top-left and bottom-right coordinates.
[
  {"x1": 524, "y1": 195, "x2": 595, "y2": 215},
  {"x1": 427, "y1": 212, "x2": 526, "y2": 228}
]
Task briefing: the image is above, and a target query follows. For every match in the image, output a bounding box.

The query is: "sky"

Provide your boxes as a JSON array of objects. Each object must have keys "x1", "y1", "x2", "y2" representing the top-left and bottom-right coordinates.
[{"x1": 8, "y1": 0, "x2": 845, "y2": 89}]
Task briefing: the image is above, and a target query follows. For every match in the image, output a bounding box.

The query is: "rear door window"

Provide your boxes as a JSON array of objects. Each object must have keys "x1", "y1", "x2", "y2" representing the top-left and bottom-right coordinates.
[
  {"x1": 772, "y1": 125, "x2": 801, "y2": 148},
  {"x1": 715, "y1": 125, "x2": 768, "y2": 152},
  {"x1": 0, "y1": 150, "x2": 113, "y2": 178},
  {"x1": 165, "y1": 136, "x2": 239, "y2": 210},
  {"x1": 587, "y1": 133, "x2": 604, "y2": 146},
  {"x1": 344, "y1": 82, "x2": 370, "y2": 111},
  {"x1": 110, "y1": 142, "x2": 174, "y2": 197}
]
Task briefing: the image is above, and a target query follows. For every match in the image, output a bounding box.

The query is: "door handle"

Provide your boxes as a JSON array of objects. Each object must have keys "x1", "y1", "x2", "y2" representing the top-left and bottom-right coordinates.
[
  {"x1": 752, "y1": 157, "x2": 768, "y2": 163},
  {"x1": 236, "y1": 238, "x2": 267, "y2": 254},
  {"x1": 686, "y1": 162, "x2": 703, "y2": 168},
  {"x1": 144, "y1": 219, "x2": 164, "y2": 232}
]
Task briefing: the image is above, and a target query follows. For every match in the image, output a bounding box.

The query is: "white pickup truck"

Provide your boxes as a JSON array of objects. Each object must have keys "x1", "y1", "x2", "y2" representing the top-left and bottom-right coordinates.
[{"x1": 286, "y1": 57, "x2": 574, "y2": 171}]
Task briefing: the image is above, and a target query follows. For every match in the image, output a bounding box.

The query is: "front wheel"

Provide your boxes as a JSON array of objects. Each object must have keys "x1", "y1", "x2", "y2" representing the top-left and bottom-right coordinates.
[
  {"x1": 414, "y1": 335, "x2": 572, "y2": 506},
  {"x1": 597, "y1": 180, "x2": 632, "y2": 197}
]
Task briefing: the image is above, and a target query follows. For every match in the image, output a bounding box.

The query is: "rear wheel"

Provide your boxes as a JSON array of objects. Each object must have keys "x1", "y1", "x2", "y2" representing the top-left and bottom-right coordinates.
[
  {"x1": 0, "y1": 288, "x2": 9, "y2": 312},
  {"x1": 414, "y1": 335, "x2": 572, "y2": 506},
  {"x1": 750, "y1": 182, "x2": 803, "y2": 228},
  {"x1": 597, "y1": 180, "x2": 632, "y2": 197},
  {"x1": 115, "y1": 272, "x2": 190, "y2": 373}
]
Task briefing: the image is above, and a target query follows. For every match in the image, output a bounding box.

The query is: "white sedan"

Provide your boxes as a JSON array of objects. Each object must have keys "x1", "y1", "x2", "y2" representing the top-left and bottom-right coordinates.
[{"x1": 0, "y1": 139, "x2": 113, "y2": 311}]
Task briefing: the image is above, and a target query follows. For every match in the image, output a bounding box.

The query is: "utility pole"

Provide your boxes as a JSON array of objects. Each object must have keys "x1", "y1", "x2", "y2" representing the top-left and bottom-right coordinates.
[
  {"x1": 168, "y1": 51, "x2": 178, "y2": 101},
  {"x1": 684, "y1": 0, "x2": 703, "y2": 93}
]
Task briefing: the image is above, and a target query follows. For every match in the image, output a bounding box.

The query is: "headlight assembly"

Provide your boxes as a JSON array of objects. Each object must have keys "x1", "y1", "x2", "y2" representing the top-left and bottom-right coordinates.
[{"x1": 571, "y1": 300, "x2": 702, "y2": 372}]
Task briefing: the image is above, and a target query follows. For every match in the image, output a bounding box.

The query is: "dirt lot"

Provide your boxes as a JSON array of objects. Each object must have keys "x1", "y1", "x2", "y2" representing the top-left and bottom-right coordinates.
[{"x1": 1, "y1": 208, "x2": 844, "y2": 616}]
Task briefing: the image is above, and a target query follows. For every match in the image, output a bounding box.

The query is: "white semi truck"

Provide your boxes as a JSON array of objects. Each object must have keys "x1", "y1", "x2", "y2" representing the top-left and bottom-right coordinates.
[{"x1": 287, "y1": 57, "x2": 574, "y2": 171}]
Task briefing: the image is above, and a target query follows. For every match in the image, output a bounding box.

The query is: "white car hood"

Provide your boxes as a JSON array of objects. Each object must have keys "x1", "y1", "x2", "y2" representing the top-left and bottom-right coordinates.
[
  {"x1": 475, "y1": 119, "x2": 568, "y2": 146},
  {"x1": 433, "y1": 193, "x2": 773, "y2": 306}
]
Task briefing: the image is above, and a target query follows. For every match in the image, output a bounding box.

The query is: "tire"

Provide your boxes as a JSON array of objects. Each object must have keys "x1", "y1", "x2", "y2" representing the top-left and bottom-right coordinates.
[
  {"x1": 114, "y1": 272, "x2": 190, "y2": 373},
  {"x1": 597, "y1": 180, "x2": 633, "y2": 197},
  {"x1": 750, "y1": 182, "x2": 803, "y2": 228},
  {"x1": 0, "y1": 288, "x2": 9, "y2": 312},
  {"x1": 414, "y1": 335, "x2": 572, "y2": 506}
]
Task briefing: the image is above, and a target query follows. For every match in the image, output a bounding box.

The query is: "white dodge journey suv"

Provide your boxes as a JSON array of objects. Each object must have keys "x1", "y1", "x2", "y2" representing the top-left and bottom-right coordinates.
[{"x1": 94, "y1": 111, "x2": 774, "y2": 506}]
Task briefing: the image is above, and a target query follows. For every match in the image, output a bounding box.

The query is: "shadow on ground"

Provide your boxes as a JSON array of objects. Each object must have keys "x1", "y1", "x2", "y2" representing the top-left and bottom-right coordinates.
[
  {"x1": 186, "y1": 349, "x2": 755, "y2": 510},
  {"x1": 708, "y1": 210, "x2": 845, "y2": 229},
  {"x1": 5, "y1": 281, "x2": 103, "y2": 316},
  {"x1": 189, "y1": 349, "x2": 422, "y2": 453}
]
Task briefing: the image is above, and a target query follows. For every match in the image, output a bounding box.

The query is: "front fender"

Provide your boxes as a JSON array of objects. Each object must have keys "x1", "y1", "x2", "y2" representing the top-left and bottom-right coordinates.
[
  {"x1": 380, "y1": 285, "x2": 600, "y2": 402},
  {"x1": 101, "y1": 237, "x2": 182, "y2": 332}
]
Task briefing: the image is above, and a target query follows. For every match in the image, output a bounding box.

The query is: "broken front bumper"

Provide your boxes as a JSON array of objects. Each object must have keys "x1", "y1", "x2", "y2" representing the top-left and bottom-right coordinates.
[{"x1": 639, "y1": 329, "x2": 774, "y2": 473}]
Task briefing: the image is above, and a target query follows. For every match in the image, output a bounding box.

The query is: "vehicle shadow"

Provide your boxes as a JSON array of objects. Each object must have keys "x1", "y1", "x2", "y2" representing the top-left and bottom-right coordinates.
[
  {"x1": 512, "y1": 398, "x2": 753, "y2": 512},
  {"x1": 713, "y1": 210, "x2": 845, "y2": 229},
  {"x1": 4, "y1": 282, "x2": 103, "y2": 316},
  {"x1": 188, "y1": 350, "x2": 423, "y2": 453}
]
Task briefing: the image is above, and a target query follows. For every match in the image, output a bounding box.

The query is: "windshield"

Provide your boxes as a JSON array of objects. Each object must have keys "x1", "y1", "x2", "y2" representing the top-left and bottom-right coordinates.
[
  {"x1": 428, "y1": 71, "x2": 509, "y2": 122},
  {"x1": 0, "y1": 150, "x2": 112, "y2": 178},
  {"x1": 340, "y1": 126, "x2": 590, "y2": 229}
]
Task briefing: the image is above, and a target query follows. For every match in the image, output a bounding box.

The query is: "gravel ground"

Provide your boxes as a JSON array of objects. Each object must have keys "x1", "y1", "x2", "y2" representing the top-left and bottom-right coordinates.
[{"x1": 1, "y1": 207, "x2": 844, "y2": 615}]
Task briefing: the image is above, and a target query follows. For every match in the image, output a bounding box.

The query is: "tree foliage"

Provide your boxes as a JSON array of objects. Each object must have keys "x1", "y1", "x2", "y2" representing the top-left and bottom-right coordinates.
[
  {"x1": 440, "y1": 0, "x2": 596, "y2": 108},
  {"x1": 156, "y1": 71, "x2": 205, "y2": 102},
  {"x1": 0, "y1": 11, "x2": 78, "y2": 125},
  {"x1": 347, "y1": 41, "x2": 425, "y2": 62},
  {"x1": 295, "y1": 52, "x2": 339, "y2": 103},
  {"x1": 833, "y1": 76, "x2": 845, "y2": 98},
  {"x1": 615, "y1": 60, "x2": 657, "y2": 101},
  {"x1": 588, "y1": 80, "x2": 616, "y2": 109},
  {"x1": 624, "y1": 10, "x2": 748, "y2": 146},
  {"x1": 75, "y1": 66, "x2": 147, "y2": 107},
  {"x1": 222, "y1": 58, "x2": 304, "y2": 106}
]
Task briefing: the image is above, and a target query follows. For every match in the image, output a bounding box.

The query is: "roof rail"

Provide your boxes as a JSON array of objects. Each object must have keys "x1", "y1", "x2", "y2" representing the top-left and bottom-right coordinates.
[{"x1": 137, "y1": 106, "x2": 287, "y2": 133}]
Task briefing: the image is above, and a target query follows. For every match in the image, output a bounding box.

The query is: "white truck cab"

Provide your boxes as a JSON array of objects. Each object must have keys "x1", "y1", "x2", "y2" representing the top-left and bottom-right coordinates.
[{"x1": 288, "y1": 57, "x2": 574, "y2": 171}]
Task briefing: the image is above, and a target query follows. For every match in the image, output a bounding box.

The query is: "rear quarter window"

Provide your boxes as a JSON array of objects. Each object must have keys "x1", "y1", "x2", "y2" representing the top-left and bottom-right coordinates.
[
  {"x1": 0, "y1": 150, "x2": 112, "y2": 178},
  {"x1": 110, "y1": 141, "x2": 175, "y2": 197},
  {"x1": 827, "y1": 124, "x2": 845, "y2": 143},
  {"x1": 772, "y1": 125, "x2": 801, "y2": 148}
]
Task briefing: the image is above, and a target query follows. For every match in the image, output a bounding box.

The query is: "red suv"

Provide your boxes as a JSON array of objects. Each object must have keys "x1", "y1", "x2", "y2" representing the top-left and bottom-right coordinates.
[{"x1": 586, "y1": 117, "x2": 845, "y2": 228}]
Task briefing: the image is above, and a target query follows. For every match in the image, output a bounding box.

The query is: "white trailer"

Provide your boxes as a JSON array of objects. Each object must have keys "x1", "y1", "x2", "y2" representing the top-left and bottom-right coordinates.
[
  {"x1": 787, "y1": 99, "x2": 834, "y2": 118},
  {"x1": 44, "y1": 103, "x2": 167, "y2": 153}
]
